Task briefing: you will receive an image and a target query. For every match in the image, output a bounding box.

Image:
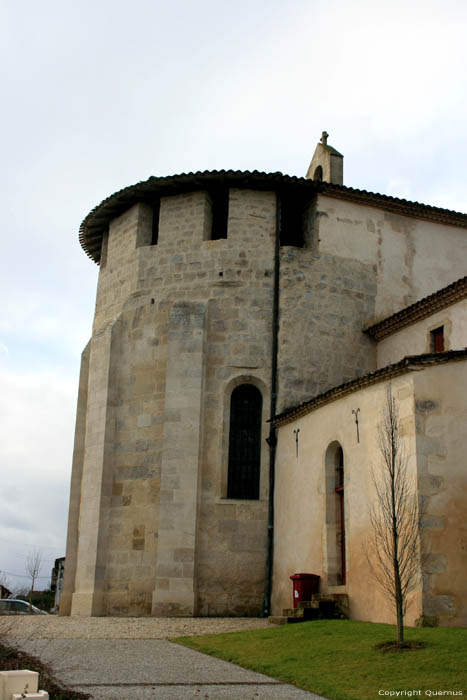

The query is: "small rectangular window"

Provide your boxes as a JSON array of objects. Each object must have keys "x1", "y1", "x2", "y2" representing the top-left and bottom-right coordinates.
[
  {"x1": 279, "y1": 191, "x2": 310, "y2": 247},
  {"x1": 430, "y1": 326, "x2": 444, "y2": 353}
]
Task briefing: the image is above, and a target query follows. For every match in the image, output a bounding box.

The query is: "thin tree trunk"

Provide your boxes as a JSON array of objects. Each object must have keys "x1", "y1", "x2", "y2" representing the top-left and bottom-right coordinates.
[{"x1": 364, "y1": 386, "x2": 421, "y2": 647}]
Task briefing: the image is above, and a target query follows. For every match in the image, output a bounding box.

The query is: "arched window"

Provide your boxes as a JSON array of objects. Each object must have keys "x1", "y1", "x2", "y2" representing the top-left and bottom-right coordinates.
[
  {"x1": 325, "y1": 442, "x2": 346, "y2": 585},
  {"x1": 227, "y1": 384, "x2": 262, "y2": 499}
]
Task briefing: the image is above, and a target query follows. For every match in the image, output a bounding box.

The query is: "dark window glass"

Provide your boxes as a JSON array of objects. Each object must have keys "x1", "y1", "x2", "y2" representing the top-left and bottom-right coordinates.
[
  {"x1": 335, "y1": 446, "x2": 344, "y2": 489},
  {"x1": 12, "y1": 601, "x2": 27, "y2": 613},
  {"x1": 227, "y1": 385, "x2": 262, "y2": 499}
]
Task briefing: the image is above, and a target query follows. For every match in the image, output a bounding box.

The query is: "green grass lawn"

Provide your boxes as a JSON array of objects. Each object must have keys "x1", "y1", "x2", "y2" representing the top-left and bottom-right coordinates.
[{"x1": 175, "y1": 620, "x2": 466, "y2": 700}]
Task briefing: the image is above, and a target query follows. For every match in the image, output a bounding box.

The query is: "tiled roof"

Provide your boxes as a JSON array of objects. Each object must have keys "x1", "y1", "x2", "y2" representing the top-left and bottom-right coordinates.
[
  {"x1": 272, "y1": 350, "x2": 467, "y2": 427},
  {"x1": 78, "y1": 170, "x2": 467, "y2": 263},
  {"x1": 365, "y1": 277, "x2": 467, "y2": 340}
]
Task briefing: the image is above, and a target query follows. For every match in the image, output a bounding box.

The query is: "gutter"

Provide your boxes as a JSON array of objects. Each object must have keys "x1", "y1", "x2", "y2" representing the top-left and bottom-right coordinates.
[{"x1": 263, "y1": 191, "x2": 281, "y2": 617}]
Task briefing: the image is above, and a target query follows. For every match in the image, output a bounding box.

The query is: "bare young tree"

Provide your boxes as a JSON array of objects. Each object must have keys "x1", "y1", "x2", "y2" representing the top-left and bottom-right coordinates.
[
  {"x1": 25, "y1": 549, "x2": 43, "y2": 601},
  {"x1": 365, "y1": 385, "x2": 421, "y2": 646}
]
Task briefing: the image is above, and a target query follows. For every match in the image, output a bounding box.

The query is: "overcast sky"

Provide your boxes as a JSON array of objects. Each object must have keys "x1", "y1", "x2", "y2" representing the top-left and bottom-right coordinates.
[{"x1": 1, "y1": 0, "x2": 467, "y2": 593}]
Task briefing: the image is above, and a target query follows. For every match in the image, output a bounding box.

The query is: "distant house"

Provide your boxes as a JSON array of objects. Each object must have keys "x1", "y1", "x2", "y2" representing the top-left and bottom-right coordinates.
[{"x1": 0, "y1": 584, "x2": 11, "y2": 599}]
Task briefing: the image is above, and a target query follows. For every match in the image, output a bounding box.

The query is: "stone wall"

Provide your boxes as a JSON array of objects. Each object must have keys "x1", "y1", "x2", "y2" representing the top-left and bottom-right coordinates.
[
  {"x1": 278, "y1": 246, "x2": 376, "y2": 410},
  {"x1": 414, "y1": 363, "x2": 467, "y2": 626},
  {"x1": 276, "y1": 194, "x2": 467, "y2": 410},
  {"x1": 64, "y1": 188, "x2": 278, "y2": 616}
]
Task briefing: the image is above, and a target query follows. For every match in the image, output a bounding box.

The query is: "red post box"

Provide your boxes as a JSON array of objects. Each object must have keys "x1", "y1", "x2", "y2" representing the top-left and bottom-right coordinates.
[{"x1": 290, "y1": 573, "x2": 320, "y2": 608}]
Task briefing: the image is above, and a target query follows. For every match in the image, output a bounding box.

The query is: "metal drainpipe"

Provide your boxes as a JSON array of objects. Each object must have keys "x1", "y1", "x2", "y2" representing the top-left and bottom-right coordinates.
[{"x1": 263, "y1": 191, "x2": 281, "y2": 618}]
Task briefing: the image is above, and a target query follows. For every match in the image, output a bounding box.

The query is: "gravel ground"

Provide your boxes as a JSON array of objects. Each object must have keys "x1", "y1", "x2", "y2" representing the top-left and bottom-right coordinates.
[
  {"x1": 1, "y1": 617, "x2": 329, "y2": 699},
  {"x1": 0, "y1": 616, "x2": 271, "y2": 640},
  {"x1": 9, "y1": 638, "x2": 325, "y2": 699}
]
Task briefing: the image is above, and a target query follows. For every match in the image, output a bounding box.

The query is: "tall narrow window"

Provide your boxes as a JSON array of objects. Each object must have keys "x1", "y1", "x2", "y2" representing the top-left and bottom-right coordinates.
[
  {"x1": 210, "y1": 188, "x2": 229, "y2": 240},
  {"x1": 227, "y1": 384, "x2": 262, "y2": 499},
  {"x1": 151, "y1": 199, "x2": 160, "y2": 245},
  {"x1": 100, "y1": 230, "x2": 109, "y2": 268},
  {"x1": 334, "y1": 446, "x2": 346, "y2": 585},
  {"x1": 325, "y1": 442, "x2": 346, "y2": 585}
]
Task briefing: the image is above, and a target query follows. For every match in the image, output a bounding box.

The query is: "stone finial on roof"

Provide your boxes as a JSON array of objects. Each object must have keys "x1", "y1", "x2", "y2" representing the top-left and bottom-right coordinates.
[{"x1": 320, "y1": 131, "x2": 329, "y2": 146}]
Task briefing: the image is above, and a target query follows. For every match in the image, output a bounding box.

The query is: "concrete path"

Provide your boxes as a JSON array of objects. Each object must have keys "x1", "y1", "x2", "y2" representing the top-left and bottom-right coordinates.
[{"x1": 12, "y1": 638, "x2": 330, "y2": 700}]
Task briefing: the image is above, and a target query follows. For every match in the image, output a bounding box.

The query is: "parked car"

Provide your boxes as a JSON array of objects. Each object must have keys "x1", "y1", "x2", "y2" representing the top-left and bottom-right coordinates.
[{"x1": 0, "y1": 599, "x2": 48, "y2": 615}]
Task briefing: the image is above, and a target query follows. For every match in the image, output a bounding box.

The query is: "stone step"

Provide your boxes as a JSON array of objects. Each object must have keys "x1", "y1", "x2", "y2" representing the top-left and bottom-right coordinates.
[
  {"x1": 282, "y1": 608, "x2": 304, "y2": 618},
  {"x1": 268, "y1": 615, "x2": 288, "y2": 625},
  {"x1": 298, "y1": 601, "x2": 320, "y2": 610},
  {"x1": 275, "y1": 594, "x2": 350, "y2": 625},
  {"x1": 312, "y1": 593, "x2": 349, "y2": 606}
]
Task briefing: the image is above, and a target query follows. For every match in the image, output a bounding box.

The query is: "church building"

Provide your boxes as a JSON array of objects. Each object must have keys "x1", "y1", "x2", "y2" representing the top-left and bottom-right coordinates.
[{"x1": 61, "y1": 135, "x2": 467, "y2": 626}]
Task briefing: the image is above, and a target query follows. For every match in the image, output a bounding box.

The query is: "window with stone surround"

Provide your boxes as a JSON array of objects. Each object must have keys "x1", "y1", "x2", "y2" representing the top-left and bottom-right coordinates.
[
  {"x1": 325, "y1": 441, "x2": 346, "y2": 585},
  {"x1": 430, "y1": 326, "x2": 445, "y2": 353},
  {"x1": 227, "y1": 384, "x2": 262, "y2": 499}
]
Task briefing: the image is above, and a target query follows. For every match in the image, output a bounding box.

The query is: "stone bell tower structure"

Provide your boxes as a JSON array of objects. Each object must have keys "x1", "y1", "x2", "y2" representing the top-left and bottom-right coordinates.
[{"x1": 306, "y1": 130, "x2": 344, "y2": 184}]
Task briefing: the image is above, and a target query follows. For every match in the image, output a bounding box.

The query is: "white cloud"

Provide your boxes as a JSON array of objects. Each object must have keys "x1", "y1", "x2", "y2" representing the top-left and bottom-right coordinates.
[
  {"x1": 0, "y1": 367, "x2": 76, "y2": 587},
  {"x1": 386, "y1": 178, "x2": 413, "y2": 201}
]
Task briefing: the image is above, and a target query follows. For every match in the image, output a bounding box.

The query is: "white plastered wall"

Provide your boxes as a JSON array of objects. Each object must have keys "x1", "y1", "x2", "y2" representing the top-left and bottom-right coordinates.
[{"x1": 316, "y1": 196, "x2": 467, "y2": 319}]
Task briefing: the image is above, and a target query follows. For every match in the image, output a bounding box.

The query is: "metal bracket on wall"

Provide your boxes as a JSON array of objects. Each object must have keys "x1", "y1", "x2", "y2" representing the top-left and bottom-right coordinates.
[
  {"x1": 352, "y1": 408, "x2": 360, "y2": 443},
  {"x1": 293, "y1": 428, "x2": 300, "y2": 458}
]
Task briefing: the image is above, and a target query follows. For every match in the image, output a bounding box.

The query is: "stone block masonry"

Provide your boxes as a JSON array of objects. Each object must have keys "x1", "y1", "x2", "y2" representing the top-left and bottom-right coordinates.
[{"x1": 152, "y1": 301, "x2": 207, "y2": 616}]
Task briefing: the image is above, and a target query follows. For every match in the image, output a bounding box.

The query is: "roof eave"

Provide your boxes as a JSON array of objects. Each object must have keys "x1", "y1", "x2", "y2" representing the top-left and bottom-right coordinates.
[
  {"x1": 78, "y1": 171, "x2": 467, "y2": 264},
  {"x1": 272, "y1": 350, "x2": 467, "y2": 427}
]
